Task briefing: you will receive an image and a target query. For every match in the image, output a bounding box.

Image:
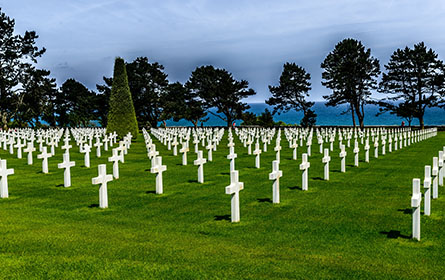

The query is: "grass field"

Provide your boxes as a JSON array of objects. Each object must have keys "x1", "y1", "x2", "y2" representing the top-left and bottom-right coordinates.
[{"x1": 0, "y1": 130, "x2": 444, "y2": 279}]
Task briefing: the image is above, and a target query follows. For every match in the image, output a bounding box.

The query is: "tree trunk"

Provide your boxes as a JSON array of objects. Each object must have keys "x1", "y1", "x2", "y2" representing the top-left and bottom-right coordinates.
[
  {"x1": 192, "y1": 120, "x2": 198, "y2": 128},
  {"x1": 419, "y1": 115, "x2": 424, "y2": 129},
  {"x1": 350, "y1": 103, "x2": 356, "y2": 127}
]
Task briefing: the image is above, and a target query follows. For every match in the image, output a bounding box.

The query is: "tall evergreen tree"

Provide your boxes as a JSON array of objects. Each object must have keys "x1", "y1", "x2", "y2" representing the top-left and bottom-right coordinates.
[
  {"x1": 321, "y1": 38, "x2": 380, "y2": 129},
  {"x1": 267, "y1": 62, "x2": 316, "y2": 127},
  {"x1": 186, "y1": 65, "x2": 256, "y2": 127},
  {"x1": 106, "y1": 57, "x2": 138, "y2": 138},
  {"x1": 379, "y1": 42, "x2": 445, "y2": 128}
]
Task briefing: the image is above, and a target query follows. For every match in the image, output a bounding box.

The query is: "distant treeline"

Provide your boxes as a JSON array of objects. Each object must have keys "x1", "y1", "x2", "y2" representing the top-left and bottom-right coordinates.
[{"x1": 0, "y1": 9, "x2": 443, "y2": 129}]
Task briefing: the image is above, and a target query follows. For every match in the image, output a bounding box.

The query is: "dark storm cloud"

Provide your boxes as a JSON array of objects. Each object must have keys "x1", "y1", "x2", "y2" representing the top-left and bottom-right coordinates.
[{"x1": 3, "y1": 0, "x2": 445, "y2": 101}]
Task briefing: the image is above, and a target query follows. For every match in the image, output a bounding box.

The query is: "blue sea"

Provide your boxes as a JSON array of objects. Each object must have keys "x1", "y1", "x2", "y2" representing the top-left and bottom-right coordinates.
[{"x1": 163, "y1": 102, "x2": 445, "y2": 126}]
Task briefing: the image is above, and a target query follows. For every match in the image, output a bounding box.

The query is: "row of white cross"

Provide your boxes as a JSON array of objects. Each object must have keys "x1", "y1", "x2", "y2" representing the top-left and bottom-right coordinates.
[{"x1": 411, "y1": 147, "x2": 445, "y2": 241}]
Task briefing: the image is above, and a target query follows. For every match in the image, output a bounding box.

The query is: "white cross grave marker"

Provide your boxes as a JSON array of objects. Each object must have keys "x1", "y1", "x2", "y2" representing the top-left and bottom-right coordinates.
[
  {"x1": 194, "y1": 151, "x2": 207, "y2": 183},
  {"x1": 57, "y1": 153, "x2": 75, "y2": 187},
  {"x1": 37, "y1": 147, "x2": 52, "y2": 174},
  {"x1": 411, "y1": 178, "x2": 421, "y2": 241},
  {"x1": 0, "y1": 159, "x2": 14, "y2": 198},
  {"x1": 299, "y1": 153, "x2": 310, "y2": 191},
  {"x1": 269, "y1": 160, "x2": 282, "y2": 204},
  {"x1": 225, "y1": 170, "x2": 244, "y2": 222},
  {"x1": 92, "y1": 164, "x2": 113, "y2": 208},
  {"x1": 150, "y1": 156, "x2": 167, "y2": 194}
]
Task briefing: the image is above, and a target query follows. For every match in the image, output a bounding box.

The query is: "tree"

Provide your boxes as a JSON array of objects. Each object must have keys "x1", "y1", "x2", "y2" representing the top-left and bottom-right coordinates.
[
  {"x1": 241, "y1": 111, "x2": 257, "y2": 125},
  {"x1": 375, "y1": 100, "x2": 416, "y2": 127},
  {"x1": 56, "y1": 79, "x2": 97, "y2": 127},
  {"x1": 14, "y1": 68, "x2": 57, "y2": 127},
  {"x1": 97, "y1": 57, "x2": 169, "y2": 128},
  {"x1": 186, "y1": 65, "x2": 256, "y2": 127},
  {"x1": 106, "y1": 57, "x2": 138, "y2": 138},
  {"x1": 300, "y1": 109, "x2": 317, "y2": 127},
  {"x1": 163, "y1": 82, "x2": 207, "y2": 127},
  {"x1": 257, "y1": 108, "x2": 275, "y2": 127},
  {"x1": 95, "y1": 76, "x2": 112, "y2": 127},
  {"x1": 379, "y1": 42, "x2": 445, "y2": 128},
  {"x1": 0, "y1": 8, "x2": 46, "y2": 128},
  {"x1": 321, "y1": 38, "x2": 380, "y2": 129},
  {"x1": 267, "y1": 62, "x2": 316, "y2": 126}
]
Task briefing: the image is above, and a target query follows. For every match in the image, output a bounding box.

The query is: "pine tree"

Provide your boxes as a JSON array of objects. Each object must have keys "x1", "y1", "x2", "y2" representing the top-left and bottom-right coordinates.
[{"x1": 106, "y1": 57, "x2": 138, "y2": 139}]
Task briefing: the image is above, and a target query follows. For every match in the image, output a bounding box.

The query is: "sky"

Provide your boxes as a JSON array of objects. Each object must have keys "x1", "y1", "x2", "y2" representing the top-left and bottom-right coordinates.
[{"x1": 2, "y1": 0, "x2": 445, "y2": 102}]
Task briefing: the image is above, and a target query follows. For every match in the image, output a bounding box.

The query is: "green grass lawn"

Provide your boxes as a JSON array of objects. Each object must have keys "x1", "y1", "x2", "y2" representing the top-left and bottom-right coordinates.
[{"x1": 0, "y1": 130, "x2": 444, "y2": 279}]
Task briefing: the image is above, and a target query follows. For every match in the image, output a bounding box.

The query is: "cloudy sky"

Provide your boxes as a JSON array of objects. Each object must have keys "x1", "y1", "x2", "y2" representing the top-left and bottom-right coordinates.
[{"x1": 3, "y1": 0, "x2": 445, "y2": 102}]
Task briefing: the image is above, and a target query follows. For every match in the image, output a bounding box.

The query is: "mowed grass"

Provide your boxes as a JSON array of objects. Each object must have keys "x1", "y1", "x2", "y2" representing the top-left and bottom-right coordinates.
[{"x1": 0, "y1": 130, "x2": 444, "y2": 279}]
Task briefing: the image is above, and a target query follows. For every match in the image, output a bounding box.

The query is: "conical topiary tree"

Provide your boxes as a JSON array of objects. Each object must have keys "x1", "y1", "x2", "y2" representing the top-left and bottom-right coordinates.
[{"x1": 106, "y1": 57, "x2": 138, "y2": 139}]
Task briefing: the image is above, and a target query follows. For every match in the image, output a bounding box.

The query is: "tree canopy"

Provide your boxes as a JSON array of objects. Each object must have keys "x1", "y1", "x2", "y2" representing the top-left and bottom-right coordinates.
[
  {"x1": 321, "y1": 38, "x2": 380, "y2": 129},
  {"x1": 186, "y1": 65, "x2": 256, "y2": 127},
  {"x1": 267, "y1": 62, "x2": 316, "y2": 127},
  {"x1": 379, "y1": 42, "x2": 445, "y2": 128}
]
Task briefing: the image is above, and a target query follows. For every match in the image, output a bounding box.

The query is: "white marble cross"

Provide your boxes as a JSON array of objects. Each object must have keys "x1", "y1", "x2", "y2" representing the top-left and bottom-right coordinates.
[
  {"x1": 227, "y1": 146, "x2": 237, "y2": 173},
  {"x1": 206, "y1": 141, "x2": 214, "y2": 162},
  {"x1": 364, "y1": 138, "x2": 370, "y2": 163},
  {"x1": 269, "y1": 160, "x2": 282, "y2": 204},
  {"x1": 381, "y1": 138, "x2": 386, "y2": 155},
  {"x1": 49, "y1": 138, "x2": 56, "y2": 156},
  {"x1": 172, "y1": 138, "x2": 179, "y2": 156},
  {"x1": 62, "y1": 141, "x2": 72, "y2": 155},
  {"x1": 81, "y1": 144, "x2": 91, "y2": 168},
  {"x1": 339, "y1": 144, "x2": 347, "y2": 173},
  {"x1": 225, "y1": 170, "x2": 244, "y2": 222},
  {"x1": 150, "y1": 156, "x2": 167, "y2": 194},
  {"x1": 322, "y1": 148, "x2": 330, "y2": 180},
  {"x1": 253, "y1": 142, "x2": 262, "y2": 169},
  {"x1": 432, "y1": 157, "x2": 439, "y2": 199},
  {"x1": 180, "y1": 143, "x2": 189, "y2": 165},
  {"x1": 424, "y1": 165, "x2": 431, "y2": 216},
  {"x1": 353, "y1": 141, "x2": 360, "y2": 167},
  {"x1": 194, "y1": 151, "x2": 207, "y2": 183},
  {"x1": 14, "y1": 139, "x2": 25, "y2": 159},
  {"x1": 37, "y1": 147, "x2": 52, "y2": 174},
  {"x1": 274, "y1": 143, "x2": 282, "y2": 162},
  {"x1": 24, "y1": 142, "x2": 36, "y2": 165},
  {"x1": 299, "y1": 153, "x2": 310, "y2": 191},
  {"x1": 0, "y1": 159, "x2": 14, "y2": 198},
  {"x1": 411, "y1": 178, "x2": 421, "y2": 241},
  {"x1": 94, "y1": 139, "x2": 103, "y2": 158},
  {"x1": 108, "y1": 148, "x2": 123, "y2": 179},
  {"x1": 92, "y1": 164, "x2": 113, "y2": 209},
  {"x1": 57, "y1": 153, "x2": 75, "y2": 187}
]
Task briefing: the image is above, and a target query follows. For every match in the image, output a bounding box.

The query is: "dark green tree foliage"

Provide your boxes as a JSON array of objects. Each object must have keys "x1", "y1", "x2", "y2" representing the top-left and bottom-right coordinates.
[
  {"x1": 257, "y1": 109, "x2": 275, "y2": 127},
  {"x1": 241, "y1": 111, "x2": 257, "y2": 125},
  {"x1": 127, "y1": 57, "x2": 169, "y2": 128},
  {"x1": 267, "y1": 62, "x2": 316, "y2": 126},
  {"x1": 95, "y1": 77, "x2": 112, "y2": 127},
  {"x1": 163, "y1": 82, "x2": 207, "y2": 127},
  {"x1": 107, "y1": 57, "x2": 138, "y2": 138},
  {"x1": 300, "y1": 109, "x2": 317, "y2": 127},
  {"x1": 321, "y1": 38, "x2": 380, "y2": 128},
  {"x1": 375, "y1": 100, "x2": 416, "y2": 126},
  {"x1": 14, "y1": 68, "x2": 57, "y2": 127},
  {"x1": 379, "y1": 42, "x2": 445, "y2": 128},
  {"x1": 186, "y1": 65, "x2": 256, "y2": 127},
  {"x1": 0, "y1": 8, "x2": 46, "y2": 128},
  {"x1": 56, "y1": 79, "x2": 97, "y2": 127}
]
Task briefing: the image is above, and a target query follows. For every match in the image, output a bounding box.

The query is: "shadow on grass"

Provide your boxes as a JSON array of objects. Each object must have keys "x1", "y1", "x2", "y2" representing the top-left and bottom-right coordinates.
[
  {"x1": 220, "y1": 172, "x2": 230, "y2": 176},
  {"x1": 311, "y1": 177, "x2": 324, "y2": 181},
  {"x1": 55, "y1": 184, "x2": 64, "y2": 188},
  {"x1": 332, "y1": 170, "x2": 342, "y2": 173},
  {"x1": 214, "y1": 214, "x2": 230, "y2": 221},
  {"x1": 146, "y1": 191, "x2": 156, "y2": 194},
  {"x1": 144, "y1": 169, "x2": 150, "y2": 172},
  {"x1": 347, "y1": 164, "x2": 355, "y2": 167},
  {"x1": 188, "y1": 179, "x2": 198, "y2": 183},
  {"x1": 88, "y1": 204, "x2": 99, "y2": 208},
  {"x1": 257, "y1": 198, "x2": 272, "y2": 203},
  {"x1": 398, "y1": 208, "x2": 412, "y2": 215},
  {"x1": 288, "y1": 186, "x2": 301, "y2": 190},
  {"x1": 379, "y1": 230, "x2": 411, "y2": 239}
]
